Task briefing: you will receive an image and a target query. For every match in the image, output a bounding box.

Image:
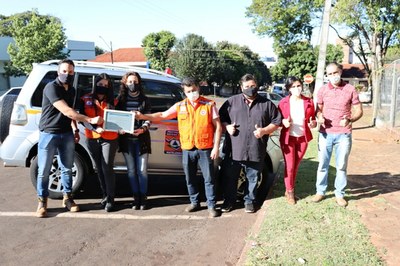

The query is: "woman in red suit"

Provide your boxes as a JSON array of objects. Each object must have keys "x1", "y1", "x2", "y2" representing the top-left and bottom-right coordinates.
[{"x1": 278, "y1": 76, "x2": 317, "y2": 205}]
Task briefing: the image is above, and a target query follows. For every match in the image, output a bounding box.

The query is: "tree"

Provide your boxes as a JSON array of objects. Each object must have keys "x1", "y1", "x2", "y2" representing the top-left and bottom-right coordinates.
[
  {"x1": 247, "y1": 0, "x2": 400, "y2": 123},
  {"x1": 169, "y1": 33, "x2": 218, "y2": 83},
  {"x1": 95, "y1": 46, "x2": 106, "y2": 56},
  {"x1": 1, "y1": 10, "x2": 67, "y2": 76},
  {"x1": 142, "y1": 31, "x2": 176, "y2": 71}
]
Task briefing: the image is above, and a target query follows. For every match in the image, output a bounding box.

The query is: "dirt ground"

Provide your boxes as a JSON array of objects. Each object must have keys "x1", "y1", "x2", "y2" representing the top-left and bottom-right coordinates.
[{"x1": 346, "y1": 105, "x2": 400, "y2": 266}]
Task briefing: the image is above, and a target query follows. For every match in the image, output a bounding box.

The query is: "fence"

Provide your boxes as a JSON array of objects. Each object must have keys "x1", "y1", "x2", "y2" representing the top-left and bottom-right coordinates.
[{"x1": 376, "y1": 59, "x2": 400, "y2": 136}]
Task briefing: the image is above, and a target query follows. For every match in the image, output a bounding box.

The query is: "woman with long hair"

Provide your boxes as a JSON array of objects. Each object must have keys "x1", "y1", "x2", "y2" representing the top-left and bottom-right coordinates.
[
  {"x1": 116, "y1": 72, "x2": 151, "y2": 210},
  {"x1": 80, "y1": 73, "x2": 118, "y2": 212},
  {"x1": 278, "y1": 76, "x2": 317, "y2": 205}
]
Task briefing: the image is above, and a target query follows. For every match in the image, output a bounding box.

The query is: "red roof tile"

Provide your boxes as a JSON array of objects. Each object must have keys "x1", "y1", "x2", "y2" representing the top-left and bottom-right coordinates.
[{"x1": 89, "y1": 48, "x2": 147, "y2": 63}]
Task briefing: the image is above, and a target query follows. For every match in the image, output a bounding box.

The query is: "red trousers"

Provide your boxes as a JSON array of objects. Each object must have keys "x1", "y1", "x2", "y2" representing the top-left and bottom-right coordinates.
[{"x1": 281, "y1": 136, "x2": 308, "y2": 192}]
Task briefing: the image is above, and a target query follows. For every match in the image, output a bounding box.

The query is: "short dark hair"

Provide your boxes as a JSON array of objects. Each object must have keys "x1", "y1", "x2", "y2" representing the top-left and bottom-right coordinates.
[
  {"x1": 239, "y1": 74, "x2": 257, "y2": 86},
  {"x1": 58, "y1": 59, "x2": 75, "y2": 68},
  {"x1": 285, "y1": 76, "x2": 302, "y2": 90},
  {"x1": 181, "y1": 77, "x2": 199, "y2": 88}
]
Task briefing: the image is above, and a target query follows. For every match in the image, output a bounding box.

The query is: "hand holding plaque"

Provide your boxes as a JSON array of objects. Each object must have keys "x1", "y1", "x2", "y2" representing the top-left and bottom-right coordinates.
[{"x1": 103, "y1": 109, "x2": 135, "y2": 134}]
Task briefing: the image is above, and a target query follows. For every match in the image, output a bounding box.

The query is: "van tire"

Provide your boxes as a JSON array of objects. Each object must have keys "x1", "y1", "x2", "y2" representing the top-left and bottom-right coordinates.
[
  {"x1": 30, "y1": 152, "x2": 86, "y2": 199},
  {"x1": 0, "y1": 94, "x2": 18, "y2": 143}
]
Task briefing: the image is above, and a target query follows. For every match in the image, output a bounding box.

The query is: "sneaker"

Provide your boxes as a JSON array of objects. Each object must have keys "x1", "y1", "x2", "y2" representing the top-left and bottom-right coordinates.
[
  {"x1": 244, "y1": 203, "x2": 255, "y2": 213},
  {"x1": 105, "y1": 202, "x2": 115, "y2": 212},
  {"x1": 36, "y1": 197, "x2": 47, "y2": 218},
  {"x1": 132, "y1": 195, "x2": 140, "y2": 210},
  {"x1": 221, "y1": 203, "x2": 233, "y2": 213},
  {"x1": 185, "y1": 204, "x2": 201, "y2": 212},
  {"x1": 311, "y1": 194, "x2": 325, "y2": 203},
  {"x1": 62, "y1": 195, "x2": 79, "y2": 212},
  {"x1": 140, "y1": 195, "x2": 148, "y2": 210},
  {"x1": 208, "y1": 208, "x2": 219, "y2": 218},
  {"x1": 336, "y1": 197, "x2": 348, "y2": 207}
]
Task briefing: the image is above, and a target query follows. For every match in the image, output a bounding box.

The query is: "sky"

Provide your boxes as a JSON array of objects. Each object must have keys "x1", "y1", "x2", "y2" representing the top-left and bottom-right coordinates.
[{"x1": 1, "y1": 0, "x2": 282, "y2": 58}]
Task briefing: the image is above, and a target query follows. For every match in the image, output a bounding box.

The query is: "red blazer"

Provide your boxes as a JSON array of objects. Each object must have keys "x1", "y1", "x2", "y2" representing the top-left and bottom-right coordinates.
[{"x1": 278, "y1": 95, "x2": 316, "y2": 145}]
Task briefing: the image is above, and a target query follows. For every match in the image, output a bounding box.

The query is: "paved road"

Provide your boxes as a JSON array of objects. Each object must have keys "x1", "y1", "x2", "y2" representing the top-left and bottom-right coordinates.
[{"x1": 0, "y1": 166, "x2": 259, "y2": 266}]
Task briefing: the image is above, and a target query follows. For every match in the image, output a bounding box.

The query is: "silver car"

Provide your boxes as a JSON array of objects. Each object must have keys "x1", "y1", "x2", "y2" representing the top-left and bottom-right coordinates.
[{"x1": 0, "y1": 60, "x2": 283, "y2": 199}]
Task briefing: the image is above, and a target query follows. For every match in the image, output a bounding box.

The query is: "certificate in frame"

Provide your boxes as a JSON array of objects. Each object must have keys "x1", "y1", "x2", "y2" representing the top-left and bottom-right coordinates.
[{"x1": 103, "y1": 109, "x2": 135, "y2": 134}]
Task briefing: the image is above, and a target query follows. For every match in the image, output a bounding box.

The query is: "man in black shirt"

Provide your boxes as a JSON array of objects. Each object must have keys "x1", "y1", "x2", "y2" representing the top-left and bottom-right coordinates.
[
  {"x1": 36, "y1": 59, "x2": 103, "y2": 218},
  {"x1": 219, "y1": 74, "x2": 281, "y2": 213}
]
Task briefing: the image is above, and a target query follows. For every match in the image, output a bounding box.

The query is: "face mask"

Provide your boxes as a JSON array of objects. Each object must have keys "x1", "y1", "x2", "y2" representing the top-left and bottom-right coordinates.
[
  {"x1": 127, "y1": 83, "x2": 138, "y2": 92},
  {"x1": 96, "y1": 86, "x2": 107, "y2": 95},
  {"x1": 243, "y1": 87, "x2": 258, "y2": 98},
  {"x1": 58, "y1": 73, "x2": 74, "y2": 84},
  {"x1": 186, "y1": 91, "x2": 200, "y2": 102},
  {"x1": 329, "y1": 76, "x2": 341, "y2": 85},
  {"x1": 291, "y1": 87, "x2": 302, "y2": 97}
]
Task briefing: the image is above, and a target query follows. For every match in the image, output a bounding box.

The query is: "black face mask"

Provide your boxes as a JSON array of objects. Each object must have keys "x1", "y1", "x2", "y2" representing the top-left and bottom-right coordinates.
[
  {"x1": 243, "y1": 87, "x2": 258, "y2": 97},
  {"x1": 58, "y1": 73, "x2": 74, "y2": 85},
  {"x1": 127, "y1": 83, "x2": 138, "y2": 93},
  {"x1": 96, "y1": 86, "x2": 108, "y2": 95}
]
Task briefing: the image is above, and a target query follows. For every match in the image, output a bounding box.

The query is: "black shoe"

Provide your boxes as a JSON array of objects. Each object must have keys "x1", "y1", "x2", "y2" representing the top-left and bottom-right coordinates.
[
  {"x1": 185, "y1": 204, "x2": 201, "y2": 212},
  {"x1": 132, "y1": 194, "x2": 140, "y2": 210},
  {"x1": 221, "y1": 202, "x2": 233, "y2": 213},
  {"x1": 245, "y1": 203, "x2": 255, "y2": 213},
  {"x1": 140, "y1": 195, "x2": 148, "y2": 210},
  {"x1": 208, "y1": 208, "x2": 219, "y2": 218},
  {"x1": 105, "y1": 202, "x2": 115, "y2": 212}
]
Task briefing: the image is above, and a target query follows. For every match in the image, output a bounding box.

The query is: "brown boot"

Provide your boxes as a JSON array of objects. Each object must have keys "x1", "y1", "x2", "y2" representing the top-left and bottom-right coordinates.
[
  {"x1": 285, "y1": 191, "x2": 296, "y2": 205},
  {"x1": 36, "y1": 197, "x2": 48, "y2": 218},
  {"x1": 62, "y1": 194, "x2": 79, "y2": 212}
]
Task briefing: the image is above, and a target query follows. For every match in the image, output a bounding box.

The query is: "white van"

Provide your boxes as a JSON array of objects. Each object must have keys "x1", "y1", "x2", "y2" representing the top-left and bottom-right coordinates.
[{"x1": 0, "y1": 60, "x2": 283, "y2": 199}]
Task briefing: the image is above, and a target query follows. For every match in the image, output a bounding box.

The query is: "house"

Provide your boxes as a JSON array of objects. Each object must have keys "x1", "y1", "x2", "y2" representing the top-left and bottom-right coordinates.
[{"x1": 89, "y1": 47, "x2": 148, "y2": 68}]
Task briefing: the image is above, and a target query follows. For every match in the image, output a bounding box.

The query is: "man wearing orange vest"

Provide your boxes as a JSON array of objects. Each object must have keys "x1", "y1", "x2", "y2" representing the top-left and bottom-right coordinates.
[{"x1": 135, "y1": 77, "x2": 222, "y2": 218}]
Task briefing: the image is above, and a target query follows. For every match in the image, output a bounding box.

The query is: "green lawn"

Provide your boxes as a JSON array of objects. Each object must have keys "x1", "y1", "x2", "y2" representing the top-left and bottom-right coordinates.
[{"x1": 245, "y1": 133, "x2": 384, "y2": 266}]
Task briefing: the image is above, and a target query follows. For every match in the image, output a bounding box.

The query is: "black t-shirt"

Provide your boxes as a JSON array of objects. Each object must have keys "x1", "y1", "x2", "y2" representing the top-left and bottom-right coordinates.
[
  {"x1": 219, "y1": 93, "x2": 282, "y2": 162},
  {"x1": 39, "y1": 79, "x2": 76, "y2": 133}
]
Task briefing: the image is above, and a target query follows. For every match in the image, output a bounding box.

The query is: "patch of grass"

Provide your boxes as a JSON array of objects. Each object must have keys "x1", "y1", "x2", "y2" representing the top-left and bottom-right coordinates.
[{"x1": 245, "y1": 133, "x2": 384, "y2": 265}]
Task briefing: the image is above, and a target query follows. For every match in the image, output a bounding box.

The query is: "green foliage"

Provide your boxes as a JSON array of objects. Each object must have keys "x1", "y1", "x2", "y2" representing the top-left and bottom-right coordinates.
[
  {"x1": 270, "y1": 42, "x2": 343, "y2": 82},
  {"x1": 95, "y1": 46, "x2": 106, "y2": 56},
  {"x1": 142, "y1": 31, "x2": 176, "y2": 71},
  {"x1": 2, "y1": 10, "x2": 67, "y2": 76},
  {"x1": 215, "y1": 41, "x2": 271, "y2": 87},
  {"x1": 246, "y1": 0, "x2": 323, "y2": 52},
  {"x1": 383, "y1": 45, "x2": 400, "y2": 63},
  {"x1": 168, "y1": 33, "x2": 218, "y2": 83}
]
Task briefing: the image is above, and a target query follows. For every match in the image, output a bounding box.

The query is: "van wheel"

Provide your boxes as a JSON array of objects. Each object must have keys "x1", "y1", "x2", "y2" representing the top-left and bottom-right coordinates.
[
  {"x1": 30, "y1": 152, "x2": 86, "y2": 199},
  {"x1": 0, "y1": 95, "x2": 18, "y2": 143}
]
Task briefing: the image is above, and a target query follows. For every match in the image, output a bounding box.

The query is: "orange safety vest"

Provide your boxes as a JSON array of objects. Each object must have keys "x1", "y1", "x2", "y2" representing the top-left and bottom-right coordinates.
[
  {"x1": 81, "y1": 94, "x2": 118, "y2": 140},
  {"x1": 176, "y1": 97, "x2": 215, "y2": 150}
]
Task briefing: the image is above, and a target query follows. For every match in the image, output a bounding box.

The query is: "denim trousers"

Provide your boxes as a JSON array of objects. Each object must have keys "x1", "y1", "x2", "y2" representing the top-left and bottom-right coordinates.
[
  {"x1": 224, "y1": 159, "x2": 263, "y2": 205},
  {"x1": 87, "y1": 138, "x2": 118, "y2": 201},
  {"x1": 182, "y1": 148, "x2": 216, "y2": 208},
  {"x1": 37, "y1": 131, "x2": 75, "y2": 198},
  {"x1": 122, "y1": 138, "x2": 149, "y2": 196},
  {"x1": 316, "y1": 132, "x2": 352, "y2": 198}
]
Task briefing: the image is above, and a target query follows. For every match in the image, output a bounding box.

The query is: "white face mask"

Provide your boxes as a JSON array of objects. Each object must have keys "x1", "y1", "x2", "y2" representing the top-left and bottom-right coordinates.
[
  {"x1": 186, "y1": 91, "x2": 200, "y2": 102},
  {"x1": 329, "y1": 76, "x2": 341, "y2": 85},
  {"x1": 291, "y1": 87, "x2": 302, "y2": 97}
]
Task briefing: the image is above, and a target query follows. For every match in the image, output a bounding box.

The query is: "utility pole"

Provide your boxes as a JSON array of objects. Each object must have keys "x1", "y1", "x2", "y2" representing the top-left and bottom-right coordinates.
[
  {"x1": 314, "y1": 0, "x2": 332, "y2": 107},
  {"x1": 99, "y1": 36, "x2": 114, "y2": 64}
]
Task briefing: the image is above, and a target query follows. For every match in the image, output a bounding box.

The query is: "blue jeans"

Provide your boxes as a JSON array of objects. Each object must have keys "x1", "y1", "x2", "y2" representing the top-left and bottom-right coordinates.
[
  {"x1": 122, "y1": 138, "x2": 148, "y2": 196},
  {"x1": 37, "y1": 131, "x2": 75, "y2": 198},
  {"x1": 316, "y1": 132, "x2": 352, "y2": 198},
  {"x1": 182, "y1": 148, "x2": 216, "y2": 208},
  {"x1": 225, "y1": 160, "x2": 263, "y2": 205}
]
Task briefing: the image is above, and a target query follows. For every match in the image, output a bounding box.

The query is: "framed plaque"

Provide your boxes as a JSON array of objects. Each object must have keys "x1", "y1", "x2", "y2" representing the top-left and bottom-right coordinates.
[{"x1": 103, "y1": 109, "x2": 135, "y2": 134}]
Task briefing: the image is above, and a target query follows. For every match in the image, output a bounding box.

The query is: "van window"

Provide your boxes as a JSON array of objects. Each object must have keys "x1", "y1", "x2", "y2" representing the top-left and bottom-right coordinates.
[
  {"x1": 142, "y1": 80, "x2": 183, "y2": 113},
  {"x1": 31, "y1": 71, "x2": 58, "y2": 107}
]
